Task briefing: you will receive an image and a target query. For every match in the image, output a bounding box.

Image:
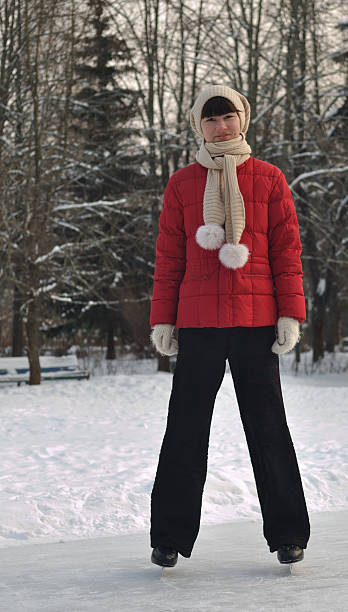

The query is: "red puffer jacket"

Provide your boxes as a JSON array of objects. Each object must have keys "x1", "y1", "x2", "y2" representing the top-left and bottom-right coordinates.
[{"x1": 150, "y1": 157, "x2": 306, "y2": 328}]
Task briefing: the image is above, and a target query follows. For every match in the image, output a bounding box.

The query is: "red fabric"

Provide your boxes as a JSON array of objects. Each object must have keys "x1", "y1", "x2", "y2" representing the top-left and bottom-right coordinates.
[{"x1": 150, "y1": 157, "x2": 306, "y2": 328}]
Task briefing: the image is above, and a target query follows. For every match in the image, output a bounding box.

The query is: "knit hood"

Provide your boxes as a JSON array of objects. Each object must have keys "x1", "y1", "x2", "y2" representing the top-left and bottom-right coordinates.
[{"x1": 190, "y1": 85, "x2": 250, "y2": 140}]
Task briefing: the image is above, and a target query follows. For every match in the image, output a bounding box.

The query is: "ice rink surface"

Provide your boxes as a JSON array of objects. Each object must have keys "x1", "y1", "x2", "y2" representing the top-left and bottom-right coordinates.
[{"x1": 0, "y1": 510, "x2": 346, "y2": 611}]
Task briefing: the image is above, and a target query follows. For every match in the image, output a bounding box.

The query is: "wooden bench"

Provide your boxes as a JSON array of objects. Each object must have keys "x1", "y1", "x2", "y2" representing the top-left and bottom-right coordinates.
[{"x1": 0, "y1": 355, "x2": 90, "y2": 385}]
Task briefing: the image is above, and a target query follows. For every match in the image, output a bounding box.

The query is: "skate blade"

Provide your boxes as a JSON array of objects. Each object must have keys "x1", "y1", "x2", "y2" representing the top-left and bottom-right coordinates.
[{"x1": 289, "y1": 561, "x2": 304, "y2": 575}]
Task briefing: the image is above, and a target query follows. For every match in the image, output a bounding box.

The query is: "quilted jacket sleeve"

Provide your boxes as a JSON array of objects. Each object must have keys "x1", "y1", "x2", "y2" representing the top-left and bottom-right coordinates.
[
  {"x1": 268, "y1": 171, "x2": 306, "y2": 323},
  {"x1": 150, "y1": 176, "x2": 186, "y2": 326}
]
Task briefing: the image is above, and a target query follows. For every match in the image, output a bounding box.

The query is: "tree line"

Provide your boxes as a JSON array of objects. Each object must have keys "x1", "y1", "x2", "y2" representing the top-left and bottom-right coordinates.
[{"x1": 0, "y1": 0, "x2": 347, "y2": 383}]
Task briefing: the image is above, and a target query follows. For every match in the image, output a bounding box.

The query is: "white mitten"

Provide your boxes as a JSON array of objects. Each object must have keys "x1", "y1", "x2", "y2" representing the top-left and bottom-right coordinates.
[
  {"x1": 150, "y1": 324, "x2": 178, "y2": 356},
  {"x1": 271, "y1": 317, "x2": 300, "y2": 355}
]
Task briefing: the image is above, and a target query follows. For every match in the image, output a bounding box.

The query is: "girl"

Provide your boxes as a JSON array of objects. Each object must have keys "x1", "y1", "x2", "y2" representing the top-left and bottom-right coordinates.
[{"x1": 149, "y1": 85, "x2": 310, "y2": 568}]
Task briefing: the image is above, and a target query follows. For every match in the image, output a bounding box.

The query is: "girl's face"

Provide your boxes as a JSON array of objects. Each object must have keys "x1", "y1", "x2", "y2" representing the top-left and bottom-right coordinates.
[{"x1": 200, "y1": 112, "x2": 241, "y2": 143}]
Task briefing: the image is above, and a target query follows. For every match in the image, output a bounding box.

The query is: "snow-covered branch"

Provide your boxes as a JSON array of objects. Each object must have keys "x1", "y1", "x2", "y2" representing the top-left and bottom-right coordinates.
[{"x1": 290, "y1": 166, "x2": 348, "y2": 190}]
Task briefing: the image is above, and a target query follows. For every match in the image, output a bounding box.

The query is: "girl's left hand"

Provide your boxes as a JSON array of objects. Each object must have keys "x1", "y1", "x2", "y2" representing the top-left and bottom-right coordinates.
[{"x1": 272, "y1": 317, "x2": 300, "y2": 354}]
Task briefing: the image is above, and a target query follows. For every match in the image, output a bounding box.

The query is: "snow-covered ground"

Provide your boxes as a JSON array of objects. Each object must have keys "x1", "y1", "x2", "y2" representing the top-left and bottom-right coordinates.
[
  {"x1": 0, "y1": 360, "x2": 347, "y2": 548},
  {"x1": 0, "y1": 358, "x2": 347, "y2": 610}
]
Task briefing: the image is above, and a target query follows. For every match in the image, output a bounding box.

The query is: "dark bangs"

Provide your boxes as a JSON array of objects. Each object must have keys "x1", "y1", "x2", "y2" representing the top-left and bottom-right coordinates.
[{"x1": 201, "y1": 96, "x2": 239, "y2": 118}]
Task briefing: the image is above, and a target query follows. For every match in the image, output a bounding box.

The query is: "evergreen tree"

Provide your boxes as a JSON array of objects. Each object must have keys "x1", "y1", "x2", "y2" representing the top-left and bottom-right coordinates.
[
  {"x1": 52, "y1": 0, "x2": 151, "y2": 359},
  {"x1": 70, "y1": 0, "x2": 142, "y2": 200}
]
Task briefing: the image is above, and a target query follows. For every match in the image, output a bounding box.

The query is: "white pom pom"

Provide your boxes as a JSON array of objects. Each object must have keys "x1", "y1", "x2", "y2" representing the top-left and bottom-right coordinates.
[
  {"x1": 218, "y1": 243, "x2": 249, "y2": 269},
  {"x1": 196, "y1": 223, "x2": 225, "y2": 250}
]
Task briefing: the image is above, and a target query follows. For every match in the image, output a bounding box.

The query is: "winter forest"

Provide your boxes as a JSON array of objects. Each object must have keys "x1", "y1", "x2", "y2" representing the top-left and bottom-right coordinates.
[{"x1": 0, "y1": 0, "x2": 347, "y2": 384}]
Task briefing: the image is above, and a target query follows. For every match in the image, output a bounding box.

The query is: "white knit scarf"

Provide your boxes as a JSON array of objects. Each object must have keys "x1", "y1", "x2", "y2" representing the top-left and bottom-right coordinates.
[{"x1": 196, "y1": 135, "x2": 251, "y2": 245}]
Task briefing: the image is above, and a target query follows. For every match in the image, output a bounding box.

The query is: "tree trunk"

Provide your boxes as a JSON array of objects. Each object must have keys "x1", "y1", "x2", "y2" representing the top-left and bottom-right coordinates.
[
  {"x1": 326, "y1": 307, "x2": 341, "y2": 353},
  {"x1": 295, "y1": 338, "x2": 301, "y2": 371},
  {"x1": 12, "y1": 285, "x2": 24, "y2": 356},
  {"x1": 311, "y1": 294, "x2": 325, "y2": 363},
  {"x1": 106, "y1": 315, "x2": 116, "y2": 360},
  {"x1": 26, "y1": 295, "x2": 41, "y2": 385},
  {"x1": 326, "y1": 270, "x2": 341, "y2": 353},
  {"x1": 157, "y1": 354, "x2": 170, "y2": 372}
]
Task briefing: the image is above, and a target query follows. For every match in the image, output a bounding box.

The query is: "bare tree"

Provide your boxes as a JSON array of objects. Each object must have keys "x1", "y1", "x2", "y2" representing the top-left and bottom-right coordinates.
[{"x1": 0, "y1": 0, "x2": 79, "y2": 383}]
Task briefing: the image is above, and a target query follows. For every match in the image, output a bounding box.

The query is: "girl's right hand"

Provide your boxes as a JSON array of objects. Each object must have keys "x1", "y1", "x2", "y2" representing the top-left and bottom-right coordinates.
[{"x1": 150, "y1": 324, "x2": 178, "y2": 356}]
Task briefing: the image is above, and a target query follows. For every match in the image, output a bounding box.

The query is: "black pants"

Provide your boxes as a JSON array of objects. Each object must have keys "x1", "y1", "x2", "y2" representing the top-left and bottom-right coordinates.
[{"x1": 150, "y1": 326, "x2": 310, "y2": 557}]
